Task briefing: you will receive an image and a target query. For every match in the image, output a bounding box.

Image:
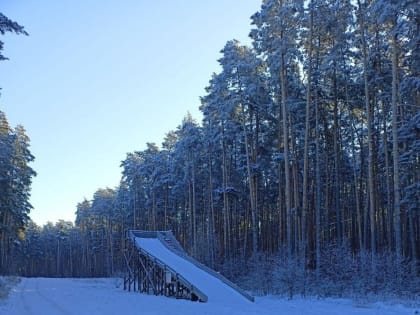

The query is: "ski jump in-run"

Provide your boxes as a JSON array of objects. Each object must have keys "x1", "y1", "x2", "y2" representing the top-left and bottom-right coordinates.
[{"x1": 123, "y1": 230, "x2": 254, "y2": 303}]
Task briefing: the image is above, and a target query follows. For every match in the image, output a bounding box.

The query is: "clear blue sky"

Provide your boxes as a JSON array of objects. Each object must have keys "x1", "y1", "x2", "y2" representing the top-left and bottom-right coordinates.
[{"x1": 0, "y1": 0, "x2": 261, "y2": 225}]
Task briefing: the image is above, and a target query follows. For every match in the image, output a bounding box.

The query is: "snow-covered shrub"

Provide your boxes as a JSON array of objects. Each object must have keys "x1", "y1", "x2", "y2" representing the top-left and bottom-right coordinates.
[
  {"x1": 0, "y1": 277, "x2": 20, "y2": 300},
  {"x1": 235, "y1": 253, "x2": 276, "y2": 296},
  {"x1": 314, "y1": 241, "x2": 356, "y2": 297},
  {"x1": 272, "y1": 254, "x2": 306, "y2": 299},
  {"x1": 222, "y1": 242, "x2": 419, "y2": 303},
  {"x1": 0, "y1": 279, "x2": 7, "y2": 300},
  {"x1": 237, "y1": 249, "x2": 308, "y2": 298}
]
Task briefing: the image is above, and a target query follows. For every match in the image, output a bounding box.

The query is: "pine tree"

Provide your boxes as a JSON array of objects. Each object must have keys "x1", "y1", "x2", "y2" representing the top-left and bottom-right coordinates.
[{"x1": 0, "y1": 12, "x2": 28, "y2": 61}]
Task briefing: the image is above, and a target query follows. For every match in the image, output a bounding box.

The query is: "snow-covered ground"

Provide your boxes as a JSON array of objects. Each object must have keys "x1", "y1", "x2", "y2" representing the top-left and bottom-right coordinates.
[{"x1": 0, "y1": 278, "x2": 417, "y2": 315}]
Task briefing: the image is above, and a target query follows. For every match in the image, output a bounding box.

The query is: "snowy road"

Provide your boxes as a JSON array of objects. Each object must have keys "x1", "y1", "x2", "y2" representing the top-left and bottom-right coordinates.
[
  {"x1": 20, "y1": 278, "x2": 73, "y2": 315},
  {"x1": 0, "y1": 278, "x2": 417, "y2": 315}
]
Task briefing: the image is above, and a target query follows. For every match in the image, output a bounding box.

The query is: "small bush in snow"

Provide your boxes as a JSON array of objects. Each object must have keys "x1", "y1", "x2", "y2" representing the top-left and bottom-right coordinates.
[{"x1": 0, "y1": 277, "x2": 20, "y2": 300}]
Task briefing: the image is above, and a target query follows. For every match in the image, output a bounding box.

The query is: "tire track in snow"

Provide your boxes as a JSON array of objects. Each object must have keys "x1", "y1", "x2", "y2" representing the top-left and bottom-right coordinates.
[
  {"x1": 34, "y1": 279, "x2": 72, "y2": 315},
  {"x1": 19, "y1": 278, "x2": 34, "y2": 315}
]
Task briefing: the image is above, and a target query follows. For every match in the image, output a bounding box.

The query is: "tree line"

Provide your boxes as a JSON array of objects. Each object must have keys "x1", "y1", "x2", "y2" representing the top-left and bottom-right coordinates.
[
  {"x1": 0, "y1": 111, "x2": 35, "y2": 274},
  {"x1": 1, "y1": 0, "x2": 419, "y2": 298},
  {"x1": 0, "y1": 13, "x2": 34, "y2": 275},
  {"x1": 69, "y1": 0, "x2": 417, "y2": 269}
]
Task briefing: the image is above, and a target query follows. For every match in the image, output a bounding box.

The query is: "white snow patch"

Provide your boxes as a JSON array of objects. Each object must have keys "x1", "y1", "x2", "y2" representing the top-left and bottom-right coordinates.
[{"x1": 0, "y1": 278, "x2": 418, "y2": 315}]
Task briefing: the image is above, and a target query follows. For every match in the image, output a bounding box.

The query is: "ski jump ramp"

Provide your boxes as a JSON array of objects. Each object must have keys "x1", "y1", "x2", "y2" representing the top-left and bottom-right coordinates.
[{"x1": 124, "y1": 230, "x2": 254, "y2": 303}]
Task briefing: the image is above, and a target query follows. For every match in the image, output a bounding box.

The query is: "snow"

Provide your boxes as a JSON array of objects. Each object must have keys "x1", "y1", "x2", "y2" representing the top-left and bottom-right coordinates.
[
  {"x1": 134, "y1": 237, "x2": 249, "y2": 303},
  {"x1": 0, "y1": 278, "x2": 417, "y2": 315}
]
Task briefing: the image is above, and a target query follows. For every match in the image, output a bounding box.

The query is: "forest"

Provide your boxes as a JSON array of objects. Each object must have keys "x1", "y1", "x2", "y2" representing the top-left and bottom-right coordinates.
[{"x1": 1, "y1": 0, "x2": 419, "y2": 300}]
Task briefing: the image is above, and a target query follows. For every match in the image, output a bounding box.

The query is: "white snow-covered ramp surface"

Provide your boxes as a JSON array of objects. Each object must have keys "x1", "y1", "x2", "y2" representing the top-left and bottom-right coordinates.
[
  {"x1": 1, "y1": 278, "x2": 417, "y2": 315},
  {"x1": 135, "y1": 237, "x2": 248, "y2": 304}
]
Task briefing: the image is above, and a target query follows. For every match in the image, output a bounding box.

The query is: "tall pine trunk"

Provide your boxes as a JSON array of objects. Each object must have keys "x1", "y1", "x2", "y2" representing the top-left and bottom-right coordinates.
[
  {"x1": 302, "y1": 5, "x2": 313, "y2": 263},
  {"x1": 391, "y1": 23, "x2": 402, "y2": 259},
  {"x1": 315, "y1": 91, "x2": 321, "y2": 277},
  {"x1": 358, "y1": 0, "x2": 376, "y2": 255},
  {"x1": 280, "y1": 52, "x2": 292, "y2": 258},
  {"x1": 241, "y1": 104, "x2": 258, "y2": 258}
]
